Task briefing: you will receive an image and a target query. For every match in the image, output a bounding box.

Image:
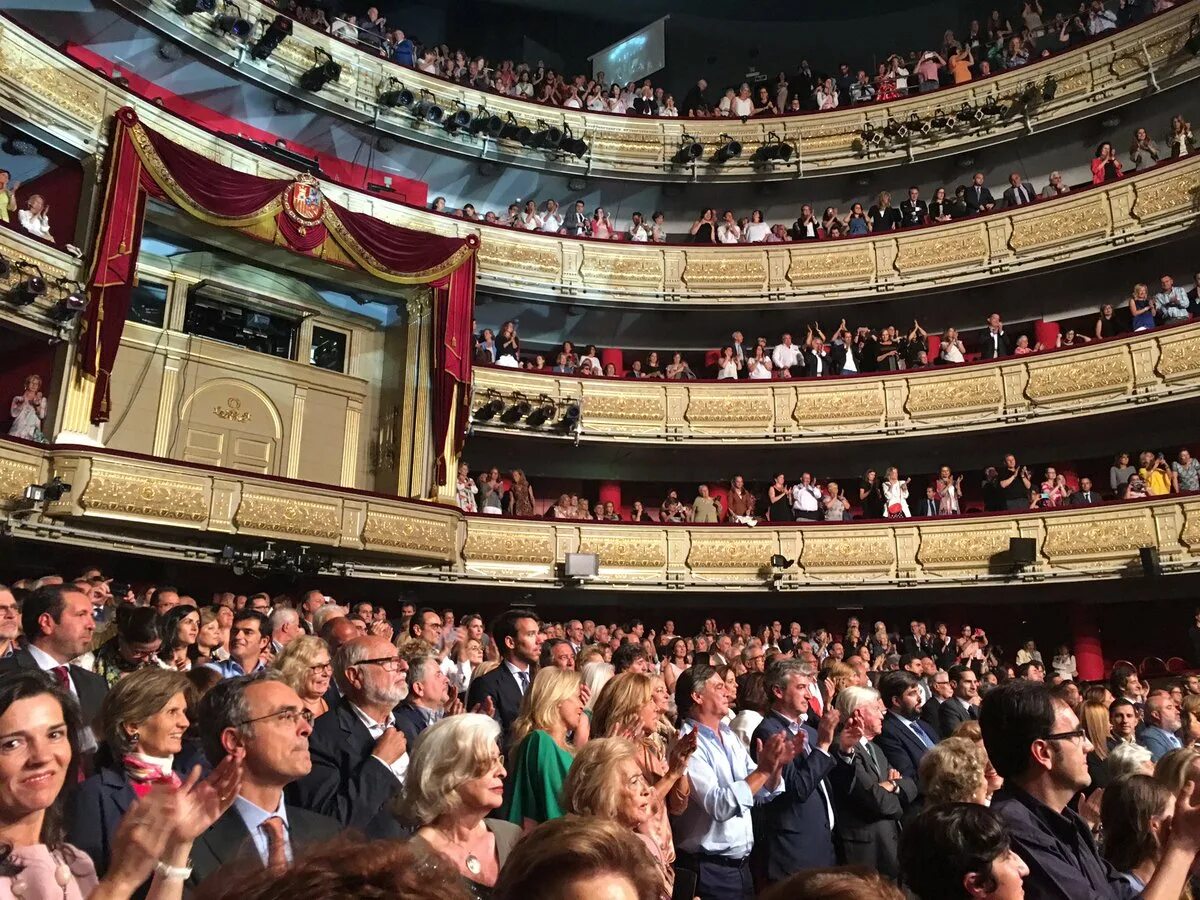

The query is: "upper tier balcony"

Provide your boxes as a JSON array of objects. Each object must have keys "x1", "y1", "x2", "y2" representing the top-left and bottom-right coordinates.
[{"x1": 108, "y1": 0, "x2": 1200, "y2": 182}]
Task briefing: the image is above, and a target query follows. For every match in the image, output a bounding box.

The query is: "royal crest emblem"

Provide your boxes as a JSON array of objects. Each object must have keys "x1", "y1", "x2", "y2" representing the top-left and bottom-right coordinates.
[{"x1": 284, "y1": 174, "x2": 324, "y2": 226}]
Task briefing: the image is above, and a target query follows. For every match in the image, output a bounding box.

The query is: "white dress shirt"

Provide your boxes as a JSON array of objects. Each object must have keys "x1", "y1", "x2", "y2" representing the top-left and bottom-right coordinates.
[
  {"x1": 351, "y1": 703, "x2": 409, "y2": 782},
  {"x1": 791, "y1": 484, "x2": 821, "y2": 513},
  {"x1": 772, "y1": 342, "x2": 801, "y2": 370}
]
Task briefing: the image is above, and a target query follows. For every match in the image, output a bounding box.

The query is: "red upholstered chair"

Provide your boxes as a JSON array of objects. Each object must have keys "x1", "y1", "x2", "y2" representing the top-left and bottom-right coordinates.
[
  {"x1": 1167, "y1": 656, "x2": 1189, "y2": 674},
  {"x1": 926, "y1": 334, "x2": 941, "y2": 360},
  {"x1": 1034, "y1": 320, "x2": 1060, "y2": 350},
  {"x1": 1140, "y1": 656, "x2": 1167, "y2": 677},
  {"x1": 705, "y1": 349, "x2": 721, "y2": 370}
]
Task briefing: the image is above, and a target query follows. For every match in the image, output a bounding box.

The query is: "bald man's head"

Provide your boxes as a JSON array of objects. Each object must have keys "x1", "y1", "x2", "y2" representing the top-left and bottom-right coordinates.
[{"x1": 321, "y1": 616, "x2": 359, "y2": 652}]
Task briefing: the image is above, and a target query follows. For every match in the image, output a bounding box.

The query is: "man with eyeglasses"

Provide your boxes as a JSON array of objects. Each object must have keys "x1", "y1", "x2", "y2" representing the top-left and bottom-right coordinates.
[
  {"x1": 190, "y1": 672, "x2": 339, "y2": 886},
  {"x1": 289, "y1": 635, "x2": 408, "y2": 837},
  {"x1": 0, "y1": 584, "x2": 22, "y2": 658},
  {"x1": 983, "y1": 681, "x2": 1200, "y2": 900},
  {"x1": 206, "y1": 611, "x2": 270, "y2": 679}
]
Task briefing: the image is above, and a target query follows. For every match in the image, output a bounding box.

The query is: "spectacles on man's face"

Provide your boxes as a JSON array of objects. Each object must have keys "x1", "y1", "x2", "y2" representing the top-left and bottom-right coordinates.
[
  {"x1": 356, "y1": 656, "x2": 403, "y2": 672},
  {"x1": 1042, "y1": 728, "x2": 1088, "y2": 744},
  {"x1": 0, "y1": 604, "x2": 19, "y2": 617},
  {"x1": 237, "y1": 707, "x2": 315, "y2": 728}
]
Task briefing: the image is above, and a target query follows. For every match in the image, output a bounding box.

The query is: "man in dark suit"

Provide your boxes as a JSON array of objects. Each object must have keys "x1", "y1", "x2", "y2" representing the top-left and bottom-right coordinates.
[
  {"x1": 288, "y1": 635, "x2": 408, "y2": 836},
  {"x1": 1002, "y1": 172, "x2": 1036, "y2": 208},
  {"x1": 875, "y1": 671, "x2": 940, "y2": 787},
  {"x1": 190, "y1": 673, "x2": 340, "y2": 887},
  {"x1": 393, "y1": 654, "x2": 450, "y2": 747},
  {"x1": 964, "y1": 171, "x2": 995, "y2": 214},
  {"x1": 929, "y1": 623, "x2": 957, "y2": 670},
  {"x1": 921, "y1": 668, "x2": 953, "y2": 732},
  {"x1": 899, "y1": 186, "x2": 929, "y2": 228},
  {"x1": 0, "y1": 584, "x2": 107, "y2": 737},
  {"x1": 939, "y1": 665, "x2": 981, "y2": 738},
  {"x1": 466, "y1": 609, "x2": 541, "y2": 746},
  {"x1": 979, "y1": 312, "x2": 1012, "y2": 359},
  {"x1": 778, "y1": 622, "x2": 804, "y2": 656},
  {"x1": 828, "y1": 686, "x2": 917, "y2": 879},
  {"x1": 900, "y1": 622, "x2": 927, "y2": 658},
  {"x1": 1070, "y1": 476, "x2": 1100, "y2": 505},
  {"x1": 752, "y1": 659, "x2": 859, "y2": 884}
]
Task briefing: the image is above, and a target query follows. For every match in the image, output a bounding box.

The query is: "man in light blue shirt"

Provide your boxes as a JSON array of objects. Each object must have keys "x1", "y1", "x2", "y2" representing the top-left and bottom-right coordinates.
[
  {"x1": 1156, "y1": 274, "x2": 1191, "y2": 323},
  {"x1": 1138, "y1": 692, "x2": 1184, "y2": 761},
  {"x1": 205, "y1": 610, "x2": 269, "y2": 679},
  {"x1": 673, "y1": 663, "x2": 797, "y2": 899}
]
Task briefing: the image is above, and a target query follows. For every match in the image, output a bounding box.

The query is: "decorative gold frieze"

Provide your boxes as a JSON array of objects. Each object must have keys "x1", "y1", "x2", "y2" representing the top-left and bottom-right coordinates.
[
  {"x1": 235, "y1": 492, "x2": 341, "y2": 540},
  {"x1": 787, "y1": 248, "x2": 875, "y2": 285},
  {"x1": 463, "y1": 526, "x2": 554, "y2": 564},
  {"x1": 578, "y1": 533, "x2": 666, "y2": 568},
  {"x1": 213, "y1": 397, "x2": 252, "y2": 422},
  {"x1": 801, "y1": 533, "x2": 895, "y2": 570},
  {"x1": 687, "y1": 535, "x2": 777, "y2": 570},
  {"x1": 894, "y1": 232, "x2": 987, "y2": 272},
  {"x1": 682, "y1": 255, "x2": 768, "y2": 288},
  {"x1": 793, "y1": 388, "x2": 885, "y2": 424},
  {"x1": 584, "y1": 393, "x2": 665, "y2": 422},
  {"x1": 1157, "y1": 336, "x2": 1200, "y2": 379},
  {"x1": 361, "y1": 510, "x2": 455, "y2": 560},
  {"x1": 82, "y1": 468, "x2": 208, "y2": 523},
  {"x1": 1133, "y1": 172, "x2": 1200, "y2": 220},
  {"x1": 905, "y1": 375, "x2": 1002, "y2": 415},
  {"x1": 0, "y1": 457, "x2": 39, "y2": 509},
  {"x1": 1009, "y1": 200, "x2": 1110, "y2": 252},
  {"x1": 917, "y1": 528, "x2": 1014, "y2": 566},
  {"x1": 1025, "y1": 354, "x2": 1131, "y2": 400},
  {"x1": 684, "y1": 393, "x2": 773, "y2": 425},
  {"x1": 1181, "y1": 508, "x2": 1200, "y2": 552},
  {"x1": 1042, "y1": 515, "x2": 1155, "y2": 558}
]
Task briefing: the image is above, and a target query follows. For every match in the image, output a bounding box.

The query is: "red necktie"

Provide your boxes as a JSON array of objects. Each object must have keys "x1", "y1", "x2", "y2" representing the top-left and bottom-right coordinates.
[
  {"x1": 260, "y1": 816, "x2": 288, "y2": 871},
  {"x1": 51, "y1": 666, "x2": 70, "y2": 691}
]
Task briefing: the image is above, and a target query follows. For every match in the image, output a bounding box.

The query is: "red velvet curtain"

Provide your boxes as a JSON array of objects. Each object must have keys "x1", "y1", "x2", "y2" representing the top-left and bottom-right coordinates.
[{"x1": 83, "y1": 107, "x2": 477, "y2": 486}]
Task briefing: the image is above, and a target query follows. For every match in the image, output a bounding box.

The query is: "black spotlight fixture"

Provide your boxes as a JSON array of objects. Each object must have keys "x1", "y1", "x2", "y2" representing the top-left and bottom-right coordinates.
[
  {"x1": 557, "y1": 403, "x2": 581, "y2": 431},
  {"x1": 474, "y1": 394, "x2": 504, "y2": 422},
  {"x1": 177, "y1": 0, "x2": 215, "y2": 14},
  {"x1": 378, "y1": 77, "x2": 414, "y2": 109},
  {"x1": 498, "y1": 113, "x2": 534, "y2": 145},
  {"x1": 769, "y1": 554, "x2": 794, "y2": 569},
  {"x1": 672, "y1": 133, "x2": 704, "y2": 164},
  {"x1": 930, "y1": 108, "x2": 951, "y2": 129},
  {"x1": 49, "y1": 279, "x2": 87, "y2": 322},
  {"x1": 412, "y1": 89, "x2": 444, "y2": 124},
  {"x1": 7, "y1": 262, "x2": 46, "y2": 307},
  {"x1": 860, "y1": 122, "x2": 885, "y2": 148},
  {"x1": 712, "y1": 133, "x2": 742, "y2": 164},
  {"x1": 883, "y1": 117, "x2": 903, "y2": 138},
  {"x1": 216, "y1": 2, "x2": 252, "y2": 37},
  {"x1": 500, "y1": 396, "x2": 532, "y2": 424},
  {"x1": 752, "y1": 131, "x2": 794, "y2": 163},
  {"x1": 530, "y1": 119, "x2": 563, "y2": 150},
  {"x1": 980, "y1": 94, "x2": 1007, "y2": 117},
  {"x1": 558, "y1": 125, "x2": 588, "y2": 158},
  {"x1": 250, "y1": 14, "x2": 291, "y2": 60},
  {"x1": 1041, "y1": 74, "x2": 1058, "y2": 102},
  {"x1": 299, "y1": 48, "x2": 341, "y2": 93},
  {"x1": 526, "y1": 397, "x2": 557, "y2": 428},
  {"x1": 469, "y1": 106, "x2": 499, "y2": 135},
  {"x1": 444, "y1": 101, "x2": 472, "y2": 134},
  {"x1": 0, "y1": 255, "x2": 9, "y2": 279}
]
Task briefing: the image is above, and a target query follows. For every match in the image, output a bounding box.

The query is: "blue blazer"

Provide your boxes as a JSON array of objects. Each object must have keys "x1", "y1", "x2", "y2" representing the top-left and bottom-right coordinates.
[
  {"x1": 1138, "y1": 725, "x2": 1182, "y2": 762},
  {"x1": 750, "y1": 712, "x2": 839, "y2": 882},
  {"x1": 875, "y1": 712, "x2": 939, "y2": 784},
  {"x1": 393, "y1": 700, "x2": 431, "y2": 749}
]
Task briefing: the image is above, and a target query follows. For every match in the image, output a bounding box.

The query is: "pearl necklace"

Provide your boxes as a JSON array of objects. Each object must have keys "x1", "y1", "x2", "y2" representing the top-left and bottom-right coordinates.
[{"x1": 9, "y1": 850, "x2": 73, "y2": 899}]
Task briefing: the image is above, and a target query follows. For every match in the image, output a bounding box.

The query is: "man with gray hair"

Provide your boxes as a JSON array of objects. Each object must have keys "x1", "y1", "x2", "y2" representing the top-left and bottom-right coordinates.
[
  {"x1": 191, "y1": 672, "x2": 339, "y2": 885},
  {"x1": 269, "y1": 607, "x2": 301, "y2": 657},
  {"x1": 288, "y1": 635, "x2": 408, "y2": 836},
  {"x1": 751, "y1": 657, "x2": 858, "y2": 883},
  {"x1": 394, "y1": 654, "x2": 455, "y2": 746}
]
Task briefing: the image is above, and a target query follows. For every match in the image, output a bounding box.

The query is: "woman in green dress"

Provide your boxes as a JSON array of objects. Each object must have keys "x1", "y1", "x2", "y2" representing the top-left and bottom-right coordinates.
[{"x1": 505, "y1": 667, "x2": 588, "y2": 829}]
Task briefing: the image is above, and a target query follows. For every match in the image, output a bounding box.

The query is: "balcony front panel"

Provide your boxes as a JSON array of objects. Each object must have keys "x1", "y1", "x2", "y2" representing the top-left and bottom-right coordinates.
[
  {"x1": 107, "y1": 0, "x2": 1200, "y2": 182},
  {"x1": 470, "y1": 323, "x2": 1200, "y2": 444},
  {"x1": 6, "y1": 20, "x2": 1200, "y2": 308},
  {"x1": 7, "y1": 441, "x2": 1199, "y2": 591}
]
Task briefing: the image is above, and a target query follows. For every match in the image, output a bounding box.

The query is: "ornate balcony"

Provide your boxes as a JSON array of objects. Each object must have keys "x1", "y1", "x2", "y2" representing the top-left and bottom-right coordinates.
[
  {"x1": 470, "y1": 323, "x2": 1200, "y2": 444},
  {"x1": 0, "y1": 227, "x2": 83, "y2": 337},
  {"x1": 6, "y1": 19, "x2": 1200, "y2": 308},
  {"x1": 4, "y1": 439, "x2": 1199, "y2": 591},
  {"x1": 107, "y1": 0, "x2": 1200, "y2": 182}
]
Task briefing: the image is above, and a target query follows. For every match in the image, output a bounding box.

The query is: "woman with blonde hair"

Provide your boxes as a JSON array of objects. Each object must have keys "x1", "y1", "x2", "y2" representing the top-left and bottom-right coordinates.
[
  {"x1": 918, "y1": 737, "x2": 988, "y2": 807},
  {"x1": 1081, "y1": 699, "x2": 1114, "y2": 789},
  {"x1": 195, "y1": 606, "x2": 228, "y2": 664},
  {"x1": 447, "y1": 635, "x2": 484, "y2": 694},
  {"x1": 405, "y1": 714, "x2": 522, "y2": 896},
  {"x1": 590, "y1": 674, "x2": 695, "y2": 881},
  {"x1": 562, "y1": 738, "x2": 671, "y2": 898},
  {"x1": 581, "y1": 660, "x2": 614, "y2": 713},
  {"x1": 1154, "y1": 745, "x2": 1200, "y2": 793},
  {"x1": 506, "y1": 667, "x2": 588, "y2": 828},
  {"x1": 271, "y1": 634, "x2": 333, "y2": 720}
]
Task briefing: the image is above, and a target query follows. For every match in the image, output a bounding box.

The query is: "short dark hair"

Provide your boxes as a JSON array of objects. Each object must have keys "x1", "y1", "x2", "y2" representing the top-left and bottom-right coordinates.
[
  {"x1": 948, "y1": 664, "x2": 973, "y2": 685},
  {"x1": 898, "y1": 653, "x2": 918, "y2": 670},
  {"x1": 900, "y1": 804, "x2": 1012, "y2": 900},
  {"x1": 1016, "y1": 661, "x2": 1043, "y2": 679},
  {"x1": 611, "y1": 643, "x2": 649, "y2": 674},
  {"x1": 979, "y1": 680, "x2": 1057, "y2": 780},
  {"x1": 21, "y1": 585, "x2": 85, "y2": 641},
  {"x1": 538, "y1": 638, "x2": 571, "y2": 668},
  {"x1": 409, "y1": 607, "x2": 439, "y2": 637},
  {"x1": 115, "y1": 605, "x2": 160, "y2": 644},
  {"x1": 1109, "y1": 697, "x2": 1136, "y2": 715},
  {"x1": 675, "y1": 663, "x2": 716, "y2": 721},
  {"x1": 491, "y1": 609, "x2": 538, "y2": 654},
  {"x1": 878, "y1": 670, "x2": 919, "y2": 709},
  {"x1": 198, "y1": 671, "x2": 286, "y2": 763},
  {"x1": 232, "y1": 609, "x2": 269, "y2": 637}
]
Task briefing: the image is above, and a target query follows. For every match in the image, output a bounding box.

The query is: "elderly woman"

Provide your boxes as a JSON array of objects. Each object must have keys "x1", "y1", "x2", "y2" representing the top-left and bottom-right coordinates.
[
  {"x1": 1154, "y1": 745, "x2": 1200, "y2": 792},
  {"x1": 66, "y1": 667, "x2": 208, "y2": 877},
  {"x1": 919, "y1": 736, "x2": 988, "y2": 807},
  {"x1": 562, "y1": 738, "x2": 671, "y2": 899},
  {"x1": 405, "y1": 714, "x2": 522, "y2": 897},
  {"x1": 506, "y1": 667, "x2": 588, "y2": 828},
  {"x1": 590, "y1": 674, "x2": 694, "y2": 884},
  {"x1": 1108, "y1": 741, "x2": 1155, "y2": 781},
  {"x1": 158, "y1": 605, "x2": 200, "y2": 672},
  {"x1": 272, "y1": 635, "x2": 333, "y2": 720}
]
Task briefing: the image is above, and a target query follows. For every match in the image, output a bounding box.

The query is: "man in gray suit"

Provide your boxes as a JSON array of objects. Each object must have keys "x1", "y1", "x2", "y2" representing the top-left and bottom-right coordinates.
[{"x1": 938, "y1": 665, "x2": 981, "y2": 738}]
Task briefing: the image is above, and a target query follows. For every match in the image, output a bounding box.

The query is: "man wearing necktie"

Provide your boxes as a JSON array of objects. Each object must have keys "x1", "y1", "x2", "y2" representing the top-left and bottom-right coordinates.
[
  {"x1": 467, "y1": 610, "x2": 541, "y2": 749},
  {"x1": 918, "y1": 487, "x2": 939, "y2": 517},
  {"x1": 828, "y1": 685, "x2": 917, "y2": 880},
  {"x1": 965, "y1": 171, "x2": 995, "y2": 214},
  {"x1": 751, "y1": 659, "x2": 861, "y2": 883},
  {"x1": 1070, "y1": 477, "x2": 1099, "y2": 505},
  {"x1": 939, "y1": 665, "x2": 981, "y2": 738},
  {"x1": 875, "y1": 671, "x2": 941, "y2": 788},
  {"x1": 1003, "y1": 172, "x2": 1035, "y2": 208}
]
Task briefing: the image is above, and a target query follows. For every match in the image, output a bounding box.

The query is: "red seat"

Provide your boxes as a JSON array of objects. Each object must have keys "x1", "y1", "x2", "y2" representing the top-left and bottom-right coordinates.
[
  {"x1": 705, "y1": 349, "x2": 721, "y2": 369},
  {"x1": 1167, "y1": 656, "x2": 1189, "y2": 673},
  {"x1": 1140, "y1": 656, "x2": 1167, "y2": 677}
]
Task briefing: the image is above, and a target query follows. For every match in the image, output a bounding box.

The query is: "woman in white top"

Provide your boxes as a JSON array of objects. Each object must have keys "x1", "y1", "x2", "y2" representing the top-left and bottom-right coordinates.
[
  {"x1": 717, "y1": 88, "x2": 735, "y2": 116},
  {"x1": 650, "y1": 212, "x2": 667, "y2": 243},
  {"x1": 940, "y1": 327, "x2": 967, "y2": 363},
  {"x1": 891, "y1": 56, "x2": 910, "y2": 94},
  {"x1": 716, "y1": 346, "x2": 740, "y2": 380},
  {"x1": 606, "y1": 84, "x2": 626, "y2": 114},
  {"x1": 882, "y1": 466, "x2": 912, "y2": 518},
  {"x1": 520, "y1": 201, "x2": 541, "y2": 231},
  {"x1": 513, "y1": 71, "x2": 533, "y2": 98},
  {"x1": 563, "y1": 87, "x2": 583, "y2": 109},
  {"x1": 578, "y1": 345, "x2": 602, "y2": 374},
  {"x1": 747, "y1": 347, "x2": 773, "y2": 380},
  {"x1": 815, "y1": 78, "x2": 839, "y2": 111},
  {"x1": 731, "y1": 86, "x2": 754, "y2": 118},
  {"x1": 743, "y1": 210, "x2": 771, "y2": 243},
  {"x1": 1051, "y1": 644, "x2": 1078, "y2": 681},
  {"x1": 18, "y1": 194, "x2": 52, "y2": 241},
  {"x1": 585, "y1": 84, "x2": 606, "y2": 111},
  {"x1": 716, "y1": 211, "x2": 741, "y2": 244},
  {"x1": 660, "y1": 95, "x2": 679, "y2": 117},
  {"x1": 540, "y1": 199, "x2": 563, "y2": 233},
  {"x1": 936, "y1": 465, "x2": 962, "y2": 515}
]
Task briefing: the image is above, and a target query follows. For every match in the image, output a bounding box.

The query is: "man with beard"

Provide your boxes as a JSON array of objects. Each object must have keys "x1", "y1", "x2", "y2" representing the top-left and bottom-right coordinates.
[
  {"x1": 467, "y1": 610, "x2": 540, "y2": 746},
  {"x1": 875, "y1": 670, "x2": 939, "y2": 786},
  {"x1": 289, "y1": 635, "x2": 408, "y2": 836}
]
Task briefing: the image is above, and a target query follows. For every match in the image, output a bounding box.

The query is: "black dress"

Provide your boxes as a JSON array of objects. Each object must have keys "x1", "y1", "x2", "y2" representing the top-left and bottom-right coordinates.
[
  {"x1": 768, "y1": 488, "x2": 794, "y2": 522},
  {"x1": 693, "y1": 222, "x2": 715, "y2": 243},
  {"x1": 860, "y1": 482, "x2": 885, "y2": 518}
]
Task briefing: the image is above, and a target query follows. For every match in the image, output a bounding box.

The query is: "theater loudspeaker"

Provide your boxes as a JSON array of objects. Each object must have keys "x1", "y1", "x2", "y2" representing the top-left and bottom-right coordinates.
[
  {"x1": 1009, "y1": 538, "x2": 1036, "y2": 567},
  {"x1": 564, "y1": 553, "x2": 599, "y2": 579},
  {"x1": 1140, "y1": 547, "x2": 1163, "y2": 577}
]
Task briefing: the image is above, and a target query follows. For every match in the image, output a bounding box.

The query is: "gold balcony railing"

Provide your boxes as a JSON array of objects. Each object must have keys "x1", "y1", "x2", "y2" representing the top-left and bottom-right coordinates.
[
  {"x1": 5, "y1": 18, "x2": 1200, "y2": 307},
  {"x1": 108, "y1": 0, "x2": 1200, "y2": 181},
  {"x1": 4, "y1": 439, "x2": 1200, "y2": 591},
  {"x1": 471, "y1": 322, "x2": 1200, "y2": 443}
]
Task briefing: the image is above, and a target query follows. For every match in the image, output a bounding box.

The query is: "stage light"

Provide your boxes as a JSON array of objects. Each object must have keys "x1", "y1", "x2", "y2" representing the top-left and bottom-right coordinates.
[
  {"x1": 1042, "y1": 74, "x2": 1058, "y2": 102},
  {"x1": 498, "y1": 113, "x2": 531, "y2": 145},
  {"x1": 673, "y1": 134, "x2": 703, "y2": 164},
  {"x1": 0, "y1": 255, "x2": 9, "y2": 279},
  {"x1": 526, "y1": 397, "x2": 557, "y2": 428},
  {"x1": 49, "y1": 279, "x2": 87, "y2": 321},
  {"x1": 299, "y1": 49, "x2": 341, "y2": 93},
  {"x1": 6, "y1": 262, "x2": 45, "y2": 307},
  {"x1": 412, "y1": 90, "x2": 443, "y2": 123},
  {"x1": 500, "y1": 397, "x2": 532, "y2": 424},
  {"x1": 770, "y1": 554, "x2": 794, "y2": 569},
  {"x1": 531, "y1": 120, "x2": 563, "y2": 150},
  {"x1": 469, "y1": 107, "x2": 499, "y2": 135},
  {"x1": 177, "y1": 0, "x2": 215, "y2": 14},
  {"x1": 558, "y1": 403, "x2": 581, "y2": 431},
  {"x1": 981, "y1": 94, "x2": 1007, "y2": 117},
  {"x1": 559, "y1": 126, "x2": 588, "y2": 158},
  {"x1": 712, "y1": 133, "x2": 742, "y2": 164},
  {"x1": 443, "y1": 102, "x2": 472, "y2": 134},
  {"x1": 250, "y1": 15, "x2": 291, "y2": 60},
  {"x1": 378, "y1": 77, "x2": 414, "y2": 109},
  {"x1": 216, "y1": 3, "x2": 252, "y2": 38},
  {"x1": 474, "y1": 395, "x2": 504, "y2": 421},
  {"x1": 752, "y1": 131, "x2": 794, "y2": 163}
]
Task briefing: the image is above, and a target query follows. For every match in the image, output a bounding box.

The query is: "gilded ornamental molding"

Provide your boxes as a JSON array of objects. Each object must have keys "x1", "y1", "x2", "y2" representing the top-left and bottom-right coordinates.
[
  {"x1": 5, "y1": 20, "x2": 1200, "y2": 306},
  {"x1": 471, "y1": 323, "x2": 1200, "y2": 444},
  {"x1": 6, "y1": 441, "x2": 1200, "y2": 591},
  {"x1": 109, "y1": 0, "x2": 1200, "y2": 181}
]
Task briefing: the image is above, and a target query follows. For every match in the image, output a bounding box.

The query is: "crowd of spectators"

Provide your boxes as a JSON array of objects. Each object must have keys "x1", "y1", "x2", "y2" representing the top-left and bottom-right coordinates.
[
  {"x1": 0, "y1": 166, "x2": 57, "y2": 243},
  {"x1": 295, "y1": 0, "x2": 1177, "y2": 120},
  {"x1": 456, "y1": 443, "x2": 1200, "y2": 521},
  {"x1": 474, "y1": 273, "x2": 1200, "y2": 380},
  {"x1": 6, "y1": 573, "x2": 1200, "y2": 899}
]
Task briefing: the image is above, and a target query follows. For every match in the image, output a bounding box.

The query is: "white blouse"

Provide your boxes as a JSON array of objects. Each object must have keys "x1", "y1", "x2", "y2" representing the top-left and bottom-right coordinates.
[
  {"x1": 19, "y1": 209, "x2": 52, "y2": 240},
  {"x1": 748, "y1": 358, "x2": 773, "y2": 380},
  {"x1": 883, "y1": 480, "x2": 911, "y2": 517},
  {"x1": 717, "y1": 359, "x2": 739, "y2": 380},
  {"x1": 744, "y1": 222, "x2": 771, "y2": 243}
]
